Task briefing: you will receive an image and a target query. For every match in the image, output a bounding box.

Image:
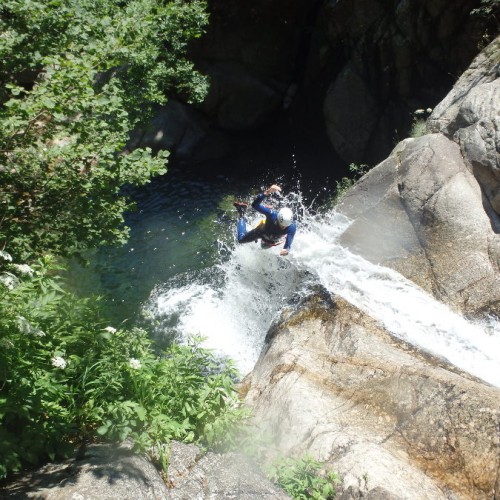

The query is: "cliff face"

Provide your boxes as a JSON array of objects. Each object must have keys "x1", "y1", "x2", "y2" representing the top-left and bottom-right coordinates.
[
  {"x1": 243, "y1": 292, "x2": 500, "y2": 499},
  {"x1": 243, "y1": 36, "x2": 500, "y2": 499},
  {"x1": 337, "y1": 37, "x2": 500, "y2": 317},
  {"x1": 312, "y1": 0, "x2": 489, "y2": 164},
  {"x1": 132, "y1": 0, "x2": 496, "y2": 169}
]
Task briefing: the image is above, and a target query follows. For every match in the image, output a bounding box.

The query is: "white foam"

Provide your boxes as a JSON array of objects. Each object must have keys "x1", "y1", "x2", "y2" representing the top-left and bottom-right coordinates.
[
  {"x1": 145, "y1": 197, "x2": 500, "y2": 386},
  {"x1": 148, "y1": 242, "x2": 306, "y2": 375},
  {"x1": 292, "y1": 212, "x2": 500, "y2": 387}
]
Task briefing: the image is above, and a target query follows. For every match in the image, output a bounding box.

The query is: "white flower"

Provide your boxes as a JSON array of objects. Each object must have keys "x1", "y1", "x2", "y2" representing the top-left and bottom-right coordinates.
[
  {"x1": 0, "y1": 250, "x2": 13, "y2": 262},
  {"x1": 0, "y1": 338, "x2": 14, "y2": 350},
  {"x1": 17, "y1": 315, "x2": 29, "y2": 331},
  {"x1": 11, "y1": 263, "x2": 34, "y2": 277},
  {"x1": 0, "y1": 272, "x2": 19, "y2": 290},
  {"x1": 129, "y1": 358, "x2": 141, "y2": 370},
  {"x1": 51, "y1": 356, "x2": 67, "y2": 369},
  {"x1": 104, "y1": 326, "x2": 117, "y2": 334},
  {"x1": 414, "y1": 109, "x2": 425, "y2": 115},
  {"x1": 16, "y1": 315, "x2": 45, "y2": 336},
  {"x1": 426, "y1": 108, "x2": 433, "y2": 113}
]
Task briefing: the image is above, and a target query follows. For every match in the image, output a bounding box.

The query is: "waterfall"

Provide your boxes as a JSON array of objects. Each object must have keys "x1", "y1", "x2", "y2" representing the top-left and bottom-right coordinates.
[
  {"x1": 145, "y1": 191, "x2": 500, "y2": 387},
  {"x1": 294, "y1": 210, "x2": 500, "y2": 388}
]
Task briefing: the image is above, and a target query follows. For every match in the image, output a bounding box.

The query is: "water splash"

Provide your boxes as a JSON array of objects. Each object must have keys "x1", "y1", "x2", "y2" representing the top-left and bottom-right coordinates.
[
  {"x1": 147, "y1": 240, "x2": 308, "y2": 374},
  {"x1": 145, "y1": 190, "x2": 500, "y2": 386}
]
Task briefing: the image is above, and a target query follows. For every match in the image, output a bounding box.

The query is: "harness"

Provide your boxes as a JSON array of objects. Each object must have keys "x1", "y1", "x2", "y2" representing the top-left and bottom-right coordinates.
[{"x1": 253, "y1": 219, "x2": 286, "y2": 248}]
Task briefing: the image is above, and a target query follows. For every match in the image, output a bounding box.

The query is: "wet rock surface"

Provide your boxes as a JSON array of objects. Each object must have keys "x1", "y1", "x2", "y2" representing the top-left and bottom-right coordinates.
[
  {"x1": 337, "y1": 37, "x2": 500, "y2": 317},
  {"x1": 243, "y1": 291, "x2": 500, "y2": 499}
]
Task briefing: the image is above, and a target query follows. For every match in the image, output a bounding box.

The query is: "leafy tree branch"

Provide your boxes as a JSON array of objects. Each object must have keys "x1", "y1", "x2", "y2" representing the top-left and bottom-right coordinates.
[{"x1": 0, "y1": 0, "x2": 209, "y2": 260}]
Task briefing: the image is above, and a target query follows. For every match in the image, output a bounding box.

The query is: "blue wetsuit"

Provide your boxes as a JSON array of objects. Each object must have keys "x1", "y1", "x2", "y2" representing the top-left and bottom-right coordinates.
[{"x1": 237, "y1": 193, "x2": 296, "y2": 251}]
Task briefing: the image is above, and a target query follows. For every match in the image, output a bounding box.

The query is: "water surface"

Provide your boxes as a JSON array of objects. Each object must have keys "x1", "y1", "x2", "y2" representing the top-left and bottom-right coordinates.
[{"x1": 68, "y1": 168, "x2": 500, "y2": 387}]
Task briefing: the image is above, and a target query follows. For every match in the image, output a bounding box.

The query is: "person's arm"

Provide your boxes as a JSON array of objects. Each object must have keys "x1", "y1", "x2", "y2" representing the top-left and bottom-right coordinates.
[
  {"x1": 252, "y1": 184, "x2": 282, "y2": 216},
  {"x1": 281, "y1": 223, "x2": 296, "y2": 256}
]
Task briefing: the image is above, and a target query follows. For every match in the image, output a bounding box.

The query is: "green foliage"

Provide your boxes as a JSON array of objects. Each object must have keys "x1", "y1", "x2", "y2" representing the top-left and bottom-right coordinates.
[
  {"x1": 0, "y1": 0, "x2": 248, "y2": 483},
  {"x1": 267, "y1": 455, "x2": 340, "y2": 500},
  {"x1": 0, "y1": 256, "x2": 245, "y2": 479},
  {"x1": 0, "y1": 0, "x2": 209, "y2": 261},
  {"x1": 331, "y1": 162, "x2": 370, "y2": 206},
  {"x1": 471, "y1": 0, "x2": 500, "y2": 48},
  {"x1": 410, "y1": 119, "x2": 427, "y2": 138},
  {"x1": 408, "y1": 108, "x2": 432, "y2": 139}
]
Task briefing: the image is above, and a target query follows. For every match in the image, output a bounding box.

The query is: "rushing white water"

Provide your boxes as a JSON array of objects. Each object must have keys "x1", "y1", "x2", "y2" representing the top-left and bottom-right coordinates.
[
  {"x1": 145, "y1": 193, "x2": 500, "y2": 387},
  {"x1": 147, "y1": 240, "x2": 309, "y2": 374},
  {"x1": 293, "y1": 210, "x2": 500, "y2": 387}
]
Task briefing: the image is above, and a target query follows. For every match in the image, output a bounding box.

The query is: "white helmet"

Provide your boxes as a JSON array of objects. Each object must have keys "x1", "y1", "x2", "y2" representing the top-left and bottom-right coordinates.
[{"x1": 277, "y1": 207, "x2": 293, "y2": 228}]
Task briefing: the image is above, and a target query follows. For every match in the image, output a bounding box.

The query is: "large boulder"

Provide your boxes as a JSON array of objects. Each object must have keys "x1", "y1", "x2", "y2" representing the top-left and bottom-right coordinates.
[
  {"x1": 198, "y1": 62, "x2": 283, "y2": 132},
  {"x1": 336, "y1": 37, "x2": 500, "y2": 316},
  {"x1": 127, "y1": 99, "x2": 237, "y2": 162},
  {"x1": 428, "y1": 36, "x2": 500, "y2": 214},
  {"x1": 243, "y1": 291, "x2": 500, "y2": 499},
  {"x1": 337, "y1": 132, "x2": 500, "y2": 316},
  {"x1": 0, "y1": 442, "x2": 288, "y2": 500}
]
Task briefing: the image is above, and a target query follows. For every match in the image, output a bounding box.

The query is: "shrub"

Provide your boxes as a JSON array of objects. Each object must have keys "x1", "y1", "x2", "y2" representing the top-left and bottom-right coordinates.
[
  {"x1": 267, "y1": 455, "x2": 340, "y2": 499},
  {"x1": 410, "y1": 118, "x2": 427, "y2": 138},
  {"x1": 0, "y1": 0, "x2": 209, "y2": 261},
  {"x1": 471, "y1": 0, "x2": 500, "y2": 17},
  {"x1": 331, "y1": 162, "x2": 370, "y2": 206},
  {"x1": 0, "y1": 256, "x2": 245, "y2": 478},
  {"x1": 471, "y1": 0, "x2": 500, "y2": 49},
  {"x1": 0, "y1": 0, "x2": 248, "y2": 482},
  {"x1": 409, "y1": 108, "x2": 432, "y2": 138}
]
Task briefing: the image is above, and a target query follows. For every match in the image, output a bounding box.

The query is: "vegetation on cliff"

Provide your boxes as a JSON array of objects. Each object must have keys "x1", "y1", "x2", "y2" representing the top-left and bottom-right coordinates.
[
  {"x1": 0, "y1": 0, "x2": 208, "y2": 261},
  {"x1": 0, "y1": 255, "x2": 244, "y2": 478},
  {"x1": 0, "y1": 0, "x2": 245, "y2": 480},
  {"x1": 268, "y1": 455, "x2": 340, "y2": 499}
]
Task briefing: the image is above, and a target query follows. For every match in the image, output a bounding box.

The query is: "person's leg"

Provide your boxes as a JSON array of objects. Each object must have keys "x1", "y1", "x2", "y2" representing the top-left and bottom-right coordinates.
[
  {"x1": 234, "y1": 201, "x2": 254, "y2": 243},
  {"x1": 238, "y1": 220, "x2": 264, "y2": 244},
  {"x1": 237, "y1": 217, "x2": 248, "y2": 242}
]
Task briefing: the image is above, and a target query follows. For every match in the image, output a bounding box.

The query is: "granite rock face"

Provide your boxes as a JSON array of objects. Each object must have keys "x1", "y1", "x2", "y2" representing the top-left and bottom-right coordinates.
[
  {"x1": 0, "y1": 443, "x2": 170, "y2": 500},
  {"x1": 166, "y1": 441, "x2": 290, "y2": 499},
  {"x1": 428, "y1": 37, "x2": 500, "y2": 214},
  {"x1": 0, "y1": 442, "x2": 289, "y2": 500},
  {"x1": 337, "y1": 133, "x2": 500, "y2": 316},
  {"x1": 337, "y1": 37, "x2": 500, "y2": 317},
  {"x1": 133, "y1": 0, "x2": 494, "y2": 165},
  {"x1": 243, "y1": 291, "x2": 500, "y2": 500},
  {"x1": 315, "y1": 0, "x2": 490, "y2": 164}
]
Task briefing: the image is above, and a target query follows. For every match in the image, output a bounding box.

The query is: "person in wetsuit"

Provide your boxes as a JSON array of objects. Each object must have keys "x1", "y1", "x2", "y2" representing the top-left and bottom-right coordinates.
[{"x1": 234, "y1": 184, "x2": 296, "y2": 256}]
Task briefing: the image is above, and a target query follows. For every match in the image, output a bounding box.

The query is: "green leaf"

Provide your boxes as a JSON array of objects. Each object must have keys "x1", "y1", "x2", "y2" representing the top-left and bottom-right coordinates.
[
  {"x1": 42, "y1": 97, "x2": 56, "y2": 109},
  {"x1": 96, "y1": 425, "x2": 109, "y2": 436}
]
